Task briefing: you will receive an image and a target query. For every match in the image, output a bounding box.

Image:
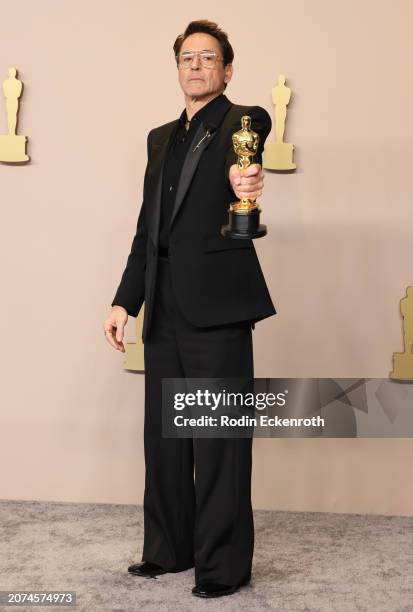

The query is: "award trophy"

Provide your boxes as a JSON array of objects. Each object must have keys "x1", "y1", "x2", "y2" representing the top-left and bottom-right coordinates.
[{"x1": 221, "y1": 115, "x2": 267, "y2": 239}]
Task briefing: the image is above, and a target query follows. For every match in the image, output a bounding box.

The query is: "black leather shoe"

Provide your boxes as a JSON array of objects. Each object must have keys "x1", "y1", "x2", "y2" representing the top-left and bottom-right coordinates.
[
  {"x1": 128, "y1": 561, "x2": 168, "y2": 577},
  {"x1": 192, "y1": 575, "x2": 251, "y2": 598}
]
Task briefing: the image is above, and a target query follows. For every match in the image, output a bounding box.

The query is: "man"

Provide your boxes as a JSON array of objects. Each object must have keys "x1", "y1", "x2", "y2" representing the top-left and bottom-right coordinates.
[{"x1": 103, "y1": 20, "x2": 276, "y2": 598}]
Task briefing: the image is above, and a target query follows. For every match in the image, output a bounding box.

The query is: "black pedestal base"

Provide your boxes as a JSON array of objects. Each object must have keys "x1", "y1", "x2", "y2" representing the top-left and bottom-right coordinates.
[{"x1": 221, "y1": 208, "x2": 267, "y2": 239}]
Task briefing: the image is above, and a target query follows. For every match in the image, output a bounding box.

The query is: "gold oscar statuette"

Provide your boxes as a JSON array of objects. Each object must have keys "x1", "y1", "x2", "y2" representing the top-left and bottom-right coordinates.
[
  {"x1": 0, "y1": 67, "x2": 30, "y2": 163},
  {"x1": 389, "y1": 286, "x2": 413, "y2": 381},
  {"x1": 221, "y1": 115, "x2": 267, "y2": 239}
]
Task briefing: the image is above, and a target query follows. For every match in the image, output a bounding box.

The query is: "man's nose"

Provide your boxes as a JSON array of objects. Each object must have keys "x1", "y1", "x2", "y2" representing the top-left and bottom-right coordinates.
[{"x1": 190, "y1": 53, "x2": 201, "y2": 68}]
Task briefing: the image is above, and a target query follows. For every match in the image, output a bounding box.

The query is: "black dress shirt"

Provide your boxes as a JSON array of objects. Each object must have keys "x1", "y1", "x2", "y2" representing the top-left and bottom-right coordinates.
[{"x1": 158, "y1": 93, "x2": 228, "y2": 250}]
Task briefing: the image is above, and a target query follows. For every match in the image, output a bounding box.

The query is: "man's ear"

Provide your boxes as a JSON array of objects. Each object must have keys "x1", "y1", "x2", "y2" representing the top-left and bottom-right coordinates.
[{"x1": 224, "y1": 63, "x2": 233, "y2": 84}]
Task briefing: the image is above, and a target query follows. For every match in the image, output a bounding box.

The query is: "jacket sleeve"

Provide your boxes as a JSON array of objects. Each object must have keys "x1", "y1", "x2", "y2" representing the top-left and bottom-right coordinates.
[
  {"x1": 225, "y1": 106, "x2": 272, "y2": 196},
  {"x1": 111, "y1": 131, "x2": 152, "y2": 317}
]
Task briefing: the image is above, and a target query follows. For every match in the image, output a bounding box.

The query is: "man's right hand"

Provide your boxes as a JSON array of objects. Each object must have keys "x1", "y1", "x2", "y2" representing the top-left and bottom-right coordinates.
[
  {"x1": 103, "y1": 306, "x2": 128, "y2": 352},
  {"x1": 229, "y1": 163, "x2": 264, "y2": 200}
]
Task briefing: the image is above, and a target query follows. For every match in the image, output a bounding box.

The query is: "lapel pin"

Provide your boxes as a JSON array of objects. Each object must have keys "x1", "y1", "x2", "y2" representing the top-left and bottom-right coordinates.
[{"x1": 192, "y1": 129, "x2": 211, "y2": 153}]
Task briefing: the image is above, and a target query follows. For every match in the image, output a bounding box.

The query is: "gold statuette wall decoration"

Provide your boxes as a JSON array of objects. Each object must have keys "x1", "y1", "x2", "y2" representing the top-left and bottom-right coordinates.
[
  {"x1": 263, "y1": 74, "x2": 296, "y2": 171},
  {"x1": 123, "y1": 304, "x2": 145, "y2": 371},
  {"x1": 0, "y1": 67, "x2": 30, "y2": 163},
  {"x1": 389, "y1": 287, "x2": 413, "y2": 381}
]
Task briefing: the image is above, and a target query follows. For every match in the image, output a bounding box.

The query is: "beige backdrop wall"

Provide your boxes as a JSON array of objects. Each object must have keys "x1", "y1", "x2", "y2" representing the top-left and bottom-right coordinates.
[{"x1": 1, "y1": 0, "x2": 412, "y2": 516}]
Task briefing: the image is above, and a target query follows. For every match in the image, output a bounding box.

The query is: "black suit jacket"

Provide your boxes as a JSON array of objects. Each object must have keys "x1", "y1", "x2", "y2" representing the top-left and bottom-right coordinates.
[{"x1": 111, "y1": 94, "x2": 276, "y2": 341}]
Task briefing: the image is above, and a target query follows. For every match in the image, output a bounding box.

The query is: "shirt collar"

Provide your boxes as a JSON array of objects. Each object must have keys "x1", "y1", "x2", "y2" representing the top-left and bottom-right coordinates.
[{"x1": 178, "y1": 93, "x2": 228, "y2": 130}]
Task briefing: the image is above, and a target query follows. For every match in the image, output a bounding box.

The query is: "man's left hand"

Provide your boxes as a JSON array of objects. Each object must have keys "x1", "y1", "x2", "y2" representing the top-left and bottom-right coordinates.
[{"x1": 229, "y1": 163, "x2": 264, "y2": 200}]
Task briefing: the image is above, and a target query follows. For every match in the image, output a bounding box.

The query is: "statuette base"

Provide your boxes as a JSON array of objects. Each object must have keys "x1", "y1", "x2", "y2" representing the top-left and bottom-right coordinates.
[
  {"x1": 0, "y1": 134, "x2": 29, "y2": 162},
  {"x1": 263, "y1": 141, "x2": 295, "y2": 170},
  {"x1": 389, "y1": 353, "x2": 413, "y2": 381},
  {"x1": 221, "y1": 208, "x2": 267, "y2": 239}
]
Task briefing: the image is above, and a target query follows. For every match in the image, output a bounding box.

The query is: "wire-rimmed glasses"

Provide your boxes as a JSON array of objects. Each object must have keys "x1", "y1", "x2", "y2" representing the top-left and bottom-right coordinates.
[{"x1": 176, "y1": 50, "x2": 223, "y2": 69}]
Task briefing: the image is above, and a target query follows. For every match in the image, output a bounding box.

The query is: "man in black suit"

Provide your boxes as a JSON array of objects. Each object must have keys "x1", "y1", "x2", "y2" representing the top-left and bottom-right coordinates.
[{"x1": 103, "y1": 20, "x2": 276, "y2": 598}]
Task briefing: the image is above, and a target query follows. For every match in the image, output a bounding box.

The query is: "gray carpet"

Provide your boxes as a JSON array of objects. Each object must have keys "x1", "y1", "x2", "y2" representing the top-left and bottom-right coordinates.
[{"x1": 0, "y1": 500, "x2": 412, "y2": 611}]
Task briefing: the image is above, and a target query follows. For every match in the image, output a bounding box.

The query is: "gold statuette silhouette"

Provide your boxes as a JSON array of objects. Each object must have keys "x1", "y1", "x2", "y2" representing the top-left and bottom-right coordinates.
[
  {"x1": 123, "y1": 304, "x2": 145, "y2": 371},
  {"x1": 389, "y1": 286, "x2": 413, "y2": 380},
  {"x1": 0, "y1": 67, "x2": 30, "y2": 163},
  {"x1": 263, "y1": 74, "x2": 296, "y2": 170}
]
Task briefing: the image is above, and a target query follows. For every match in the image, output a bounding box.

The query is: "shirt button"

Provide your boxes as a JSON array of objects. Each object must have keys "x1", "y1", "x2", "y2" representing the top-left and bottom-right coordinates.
[{"x1": 169, "y1": 185, "x2": 173, "y2": 191}]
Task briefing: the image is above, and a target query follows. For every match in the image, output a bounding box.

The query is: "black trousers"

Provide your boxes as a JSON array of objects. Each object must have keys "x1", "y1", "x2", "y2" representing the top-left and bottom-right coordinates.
[{"x1": 142, "y1": 256, "x2": 254, "y2": 586}]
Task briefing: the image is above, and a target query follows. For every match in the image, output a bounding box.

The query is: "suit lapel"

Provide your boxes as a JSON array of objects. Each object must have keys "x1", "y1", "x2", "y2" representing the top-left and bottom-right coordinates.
[
  {"x1": 146, "y1": 122, "x2": 177, "y2": 246},
  {"x1": 169, "y1": 123, "x2": 216, "y2": 229}
]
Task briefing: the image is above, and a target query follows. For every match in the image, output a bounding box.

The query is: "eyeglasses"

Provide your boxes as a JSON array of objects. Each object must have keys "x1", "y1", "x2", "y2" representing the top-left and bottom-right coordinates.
[{"x1": 176, "y1": 50, "x2": 223, "y2": 69}]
